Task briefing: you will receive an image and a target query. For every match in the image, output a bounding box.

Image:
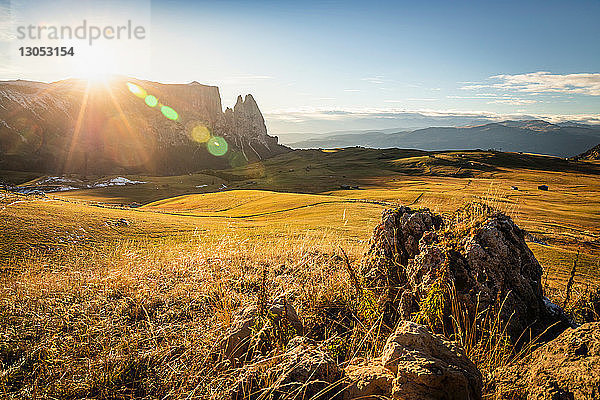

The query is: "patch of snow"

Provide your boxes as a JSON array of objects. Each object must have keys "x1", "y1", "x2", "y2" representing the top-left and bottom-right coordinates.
[
  {"x1": 16, "y1": 185, "x2": 78, "y2": 193},
  {"x1": 7, "y1": 187, "x2": 46, "y2": 195},
  {"x1": 196, "y1": 184, "x2": 208, "y2": 188},
  {"x1": 92, "y1": 177, "x2": 146, "y2": 187},
  {"x1": 50, "y1": 186, "x2": 79, "y2": 192},
  {"x1": 37, "y1": 176, "x2": 81, "y2": 185}
]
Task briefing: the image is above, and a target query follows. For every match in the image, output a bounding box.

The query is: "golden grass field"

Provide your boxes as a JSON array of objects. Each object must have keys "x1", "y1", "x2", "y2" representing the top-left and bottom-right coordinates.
[
  {"x1": 4, "y1": 148, "x2": 598, "y2": 284},
  {"x1": 1, "y1": 148, "x2": 599, "y2": 398}
]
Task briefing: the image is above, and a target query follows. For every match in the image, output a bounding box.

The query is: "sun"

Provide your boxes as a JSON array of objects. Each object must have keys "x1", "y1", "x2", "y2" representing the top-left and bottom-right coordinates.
[{"x1": 71, "y1": 45, "x2": 117, "y2": 83}]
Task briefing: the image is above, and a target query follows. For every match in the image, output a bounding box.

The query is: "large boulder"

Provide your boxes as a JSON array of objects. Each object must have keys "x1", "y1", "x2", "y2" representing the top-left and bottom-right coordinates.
[
  {"x1": 219, "y1": 294, "x2": 303, "y2": 365},
  {"x1": 491, "y1": 322, "x2": 600, "y2": 400},
  {"x1": 383, "y1": 321, "x2": 482, "y2": 400},
  {"x1": 343, "y1": 321, "x2": 482, "y2": 400},
  {"x1": 361, "y1": 206, "x2": 443, "y2": 288},
  {"x1": 361, "y1": 205, "x2": 569, "y2": 342}
]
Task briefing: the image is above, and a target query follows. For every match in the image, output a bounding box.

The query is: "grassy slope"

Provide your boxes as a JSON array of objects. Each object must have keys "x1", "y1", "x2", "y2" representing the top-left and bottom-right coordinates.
[
  {"x1": 3, "y1": 148, "x2": 599, "y2": 286},
  {"x1": 0, "y1": 191, "x2": 383, "y2": 264}
]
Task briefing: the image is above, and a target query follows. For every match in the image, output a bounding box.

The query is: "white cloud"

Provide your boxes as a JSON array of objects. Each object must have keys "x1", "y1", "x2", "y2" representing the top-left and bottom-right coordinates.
[
  {"x1": 448, "y1": 93, "x2": 538, "y2": 105},
  {"x1": 361, "y1": 76, "x2": 386, "y2": 85},
  {"x1": 385, "y1": 98, "x2": 438, "y2": 102},
  {"x1": 487, "y1": 99, "x2": 538, "y2": 105},
  {"x1": 462, "y1": 71, "x2": 600, "y2": 96},
  {"x1": 264, "y1": 106, "x2": 600, "y2": 125}
]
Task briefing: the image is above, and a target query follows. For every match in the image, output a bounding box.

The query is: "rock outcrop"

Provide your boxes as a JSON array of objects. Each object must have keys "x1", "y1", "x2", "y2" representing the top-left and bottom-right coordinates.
[
  {"x1": 361, "y1": 206, "x2": 443, "y2": 289},
  {"x1": 343, "y1": 321, "x2": 482, "y2": 400},
  {"x1": 491, "y1": 322, "x2": 600, "y2": 400},
  {"x1": 343, "y1": 358, "x2": 394, "y2": 399},
  {"x1": 219, "y1": 94, "x2": 281, "y2": 161},
  {"x1": 361, "y1": 205, "x2": 570, "y2": 342},
  {"x1": 0, "y1": 78, "x2": 289, "y2": 174}
]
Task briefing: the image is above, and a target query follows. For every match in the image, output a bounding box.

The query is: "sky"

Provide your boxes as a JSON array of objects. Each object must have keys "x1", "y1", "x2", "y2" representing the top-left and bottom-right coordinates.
[{"x1": 1, "y1": 0, "x2": 600, "y2": 138}]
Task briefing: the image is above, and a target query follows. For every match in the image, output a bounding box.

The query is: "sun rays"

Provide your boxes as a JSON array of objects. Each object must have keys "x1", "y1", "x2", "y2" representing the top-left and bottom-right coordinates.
[
  {"x1": 63, "y1": 80, "x2": 90, "y2": 173},
  {"x1": 18, "y1": 77, "x2": 232, "y2": 174},
  {"x1": 62, "y1": 78, "x2": 152, "y2": 173}
]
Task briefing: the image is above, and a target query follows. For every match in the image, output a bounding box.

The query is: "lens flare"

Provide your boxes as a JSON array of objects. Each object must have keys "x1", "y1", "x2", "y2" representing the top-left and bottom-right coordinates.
[
  {"x1": 127, "y1": 82, "x2": 179, "y2": 122},
  {"x1": 207, "y1": 136, "x2": 228, "y2": 156},
  {"x1": 161, "y1": 105, "x2": 179, "y2": 121},
  {"x1": 127, "y1": 82, "x2": 146, "y2": 99},
  {"x1": 145, "y1": 95, "x2": 158, "y2": 107},
  {"x1": 191, "y1": 125, "x2": 211, "y2": 143}
]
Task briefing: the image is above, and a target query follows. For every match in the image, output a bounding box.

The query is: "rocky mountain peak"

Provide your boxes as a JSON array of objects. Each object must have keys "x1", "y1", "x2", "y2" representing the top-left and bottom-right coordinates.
[{"x1": 0, "y1": 78, "x2": 288, "y2": 174}]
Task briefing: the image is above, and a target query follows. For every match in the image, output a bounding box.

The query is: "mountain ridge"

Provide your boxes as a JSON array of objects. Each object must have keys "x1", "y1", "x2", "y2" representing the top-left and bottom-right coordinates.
[
  {"x1": 290, "y1": 120, "x2": 600, "y2": 157},
  {"x1": 0, "y1": 77, "x2": 288, "y2": 174}
]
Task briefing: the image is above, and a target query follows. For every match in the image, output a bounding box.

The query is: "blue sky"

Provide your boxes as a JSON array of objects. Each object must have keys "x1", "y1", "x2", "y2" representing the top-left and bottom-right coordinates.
[{"x1": 1, "y1": 0, "x2": 599, "y2": 136}]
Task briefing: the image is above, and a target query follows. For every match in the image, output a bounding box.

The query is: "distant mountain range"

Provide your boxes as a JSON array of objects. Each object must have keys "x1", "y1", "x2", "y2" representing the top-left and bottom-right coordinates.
[
  {"x1": 268, "y1": 112, "x2": 502, "y2": 144},
  {"x1": 0, "y1": 77, "x2": 288, "y2": 174},
  {"x1": 290, "y1": 120, "x2": 600, "y2": 157}
]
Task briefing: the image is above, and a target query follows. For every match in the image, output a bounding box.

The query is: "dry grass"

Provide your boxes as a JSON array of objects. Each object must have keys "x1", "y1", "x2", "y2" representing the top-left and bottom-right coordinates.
[
  {"x1": 0, "y1": 232, "x2": 368, "y2": 399},
  {"x1": 1, "y1": 208, "x2": 598, "y2": 398}
]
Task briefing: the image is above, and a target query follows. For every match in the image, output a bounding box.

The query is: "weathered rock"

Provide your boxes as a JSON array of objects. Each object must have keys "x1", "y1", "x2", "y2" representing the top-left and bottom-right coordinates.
[
  {"x1": 384, "y1": 321, "x2": 482, "y2": 400},
  {"x1": 232, "y1": 336, "x2": 343, "y2": 400},
  {"x1": 220, "y1": 294, "x2": 303, "y2": 365},
  {"x1": 0, "y1": 78, "x2": 289, "y2": 174},
  {"x1": 361, "y1": 205, "x2": 570, "y2": 342},
  {"x1": 343, "y1": 358, "x2": 394, "y2": 399},
  {"x1": 491, "y1": 322, "x2": 600, "y2": 400},
  {"x1": 220, "y1": 304, "x2": 258, "y2": 364},
  {"x1": 271, "y1": 336, "x2": 343, "y2": 399},
  {"x1": 342, "y1": 321, "x2": 481, "y2": 400},
  {"x1": 361, "y1": 206, "x2": 443, "y2": 288}
]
